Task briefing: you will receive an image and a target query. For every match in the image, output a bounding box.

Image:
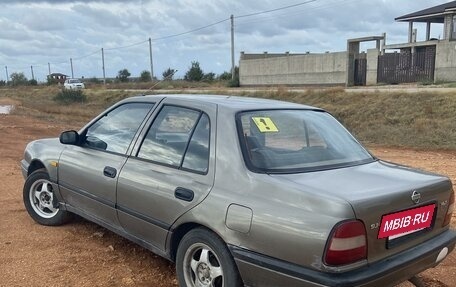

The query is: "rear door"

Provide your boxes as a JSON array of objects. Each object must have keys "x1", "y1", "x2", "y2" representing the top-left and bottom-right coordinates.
[{"x1": 116, "y1": 98, "x2": 217, "y2": 251}]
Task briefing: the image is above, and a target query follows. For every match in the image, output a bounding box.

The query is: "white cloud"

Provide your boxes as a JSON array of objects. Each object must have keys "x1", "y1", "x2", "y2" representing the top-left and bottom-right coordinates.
[{"x1": 0, "y1": 0, "x2": 452, "y2": 81}]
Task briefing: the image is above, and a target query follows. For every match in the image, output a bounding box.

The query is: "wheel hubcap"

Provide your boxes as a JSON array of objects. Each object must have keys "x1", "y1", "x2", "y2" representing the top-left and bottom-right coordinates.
[
  {"x1": 184, "y1": 243, "x2": 224, "y2": 287},
  {"x1": 197, "y1": 263, "x2": 211, "y2": 284},
  {"x1": 29, "y1": 179, "x2": 59, "y2": 218}
]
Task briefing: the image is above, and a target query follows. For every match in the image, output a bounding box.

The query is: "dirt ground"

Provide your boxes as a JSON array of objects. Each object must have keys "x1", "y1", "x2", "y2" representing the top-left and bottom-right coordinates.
[{"x1": 0, "y1": 105, "x2": 455, "y2": 287}]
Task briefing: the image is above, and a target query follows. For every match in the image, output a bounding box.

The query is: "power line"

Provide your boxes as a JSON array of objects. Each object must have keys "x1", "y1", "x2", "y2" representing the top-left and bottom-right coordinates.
[
  {"x1": 73, "y1": 49, "x2": 101, "y2": 60},
  {"x1": 235, "y1": 0, "x2": 318, "y2": 19},
  {"x1": 104, "y1": 39, "x2": 149, "y2": 51},
  {"x1": 152, "y1": 18, "x2": 230, "y2": 41},
  {"x1": 235, "y1": 0, "x2": 356, "y2": 26}
]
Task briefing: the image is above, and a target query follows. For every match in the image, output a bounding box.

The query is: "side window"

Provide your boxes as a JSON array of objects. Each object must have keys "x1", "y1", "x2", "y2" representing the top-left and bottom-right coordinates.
[
  {"x1": 138, "y1": 106, "x2": 200, "y2": 167},
  {"x1": 85, "y1": 103, "x2": 153, "y2": 154},
  {"x1": 182, "y1": 114, "x2": 210, "y2": 173}
]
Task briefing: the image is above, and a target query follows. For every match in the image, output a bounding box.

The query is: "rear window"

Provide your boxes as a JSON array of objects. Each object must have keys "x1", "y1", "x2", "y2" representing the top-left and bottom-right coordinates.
[{"x1": 237, "y1": 110, "x2": 374, "y2": 173}]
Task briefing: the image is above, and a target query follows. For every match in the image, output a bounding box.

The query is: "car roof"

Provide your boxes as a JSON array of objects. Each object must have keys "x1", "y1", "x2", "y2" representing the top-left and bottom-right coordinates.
[{"x1": 124, "y1": 94, "x2": 324, "y2": 112}]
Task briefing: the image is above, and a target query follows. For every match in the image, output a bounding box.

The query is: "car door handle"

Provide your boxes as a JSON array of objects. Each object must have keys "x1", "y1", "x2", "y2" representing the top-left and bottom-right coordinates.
[
  {"x1": 103, "y1": 166, "x2": 117, "y2": 178},
  {"x1": 175, "y1": 187, "x2": 194, "y2": 202}
]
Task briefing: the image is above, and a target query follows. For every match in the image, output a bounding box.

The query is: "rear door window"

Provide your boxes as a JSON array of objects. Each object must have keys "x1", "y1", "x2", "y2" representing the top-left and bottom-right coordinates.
[{"x1": 137, "y1": 106, "x2": 210, "y2": 173}]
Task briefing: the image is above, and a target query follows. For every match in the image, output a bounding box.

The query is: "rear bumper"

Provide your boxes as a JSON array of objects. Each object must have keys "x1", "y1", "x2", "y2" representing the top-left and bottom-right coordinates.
[{"x1": 230, "y1": 229, "x2": 456, "y2": 287}]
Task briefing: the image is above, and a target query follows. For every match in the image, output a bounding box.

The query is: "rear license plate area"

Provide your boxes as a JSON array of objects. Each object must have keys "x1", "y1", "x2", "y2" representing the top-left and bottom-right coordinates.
[{"x1": 378, "y1": 203, "x2": 436, "y2": 248}]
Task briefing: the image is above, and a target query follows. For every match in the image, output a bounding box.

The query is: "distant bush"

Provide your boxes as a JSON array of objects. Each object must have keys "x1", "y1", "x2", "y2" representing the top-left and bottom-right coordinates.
[
  {"x1": 203, "y1": 72, "x2": 216, "y2": 82},
  {"x1": 53, "y1": 89, "x2": 87, "y2": 104},
  {"x1": 184, "y1": 61, "x2": 204, "y2": 82},
  {"x1": 46, "y1": 77, "x2": 58, "y2": 86},
  {"x1": 10, "y1": 72, "x2": 28, "y2": 86},
  {"x1": 29, "y1": 79, "x2": 38, "y2": 86},
  {"x1": 140, "y1": 70, "x2": 152, "y2": 82},
  {"x1": 162, "y1": 68, "x2": 176, "y2": 80},
  {"x1": 227, "y1": 77, "x2": 240, "y2": 87}
]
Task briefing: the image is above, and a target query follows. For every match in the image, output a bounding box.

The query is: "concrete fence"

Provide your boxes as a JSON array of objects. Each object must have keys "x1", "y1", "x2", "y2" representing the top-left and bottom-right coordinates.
[
  {"x1": 240, "y1": 39, "x2": 456, "y2": 86},
  {"x1": 239, "y1": 51, "x2": 347, "y2": 86}
]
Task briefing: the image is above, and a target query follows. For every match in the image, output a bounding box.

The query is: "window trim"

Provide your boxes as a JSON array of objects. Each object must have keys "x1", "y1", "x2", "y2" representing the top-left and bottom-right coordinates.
[
  {"x1": 134, "y1": 104, "x2": 211, "y2": 175},
  {"x1": 235, "y1": 109, "x2": 376, "y2": 174}
]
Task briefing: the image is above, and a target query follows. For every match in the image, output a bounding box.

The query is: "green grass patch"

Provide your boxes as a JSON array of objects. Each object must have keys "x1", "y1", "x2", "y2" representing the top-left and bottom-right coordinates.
[{"x1": 53, "y1": 89, "x2": 87, "y2": 104}]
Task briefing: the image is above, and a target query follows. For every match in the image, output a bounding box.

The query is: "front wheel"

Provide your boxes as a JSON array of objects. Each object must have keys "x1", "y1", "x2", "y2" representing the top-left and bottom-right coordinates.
[
  {"x1": 23, "y1": 169, "x2": 71, "y2": 226},
  {"x1": 176, "y1": 228, "x2": 242, "y2": 287}
]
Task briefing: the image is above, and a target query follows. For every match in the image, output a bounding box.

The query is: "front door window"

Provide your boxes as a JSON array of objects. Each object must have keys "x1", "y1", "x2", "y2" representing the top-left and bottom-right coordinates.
[{"x1": 85, "y1": 103, "x2": 153, "y2": 154}]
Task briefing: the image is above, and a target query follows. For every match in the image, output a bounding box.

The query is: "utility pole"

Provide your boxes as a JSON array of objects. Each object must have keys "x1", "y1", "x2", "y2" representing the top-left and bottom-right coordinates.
[
  {"x1": 70, "y1": 58, "x2": 74, "y2": 78},
  {"x1": 5, "y1": 66, "x2": 9, "y2": 84},
  {"x1": 230, "y1": 14, "x2": 235, "y2": 80},
  {"x1": 149, "y1": 38, "x2": 154, "y2": 81},
  {"x1": 30, "y1": 65, "x2": 35, "y2": 80},
  {"x1": 102, "y1": 48, "x2": 106, "y2": 85},
  {"x1": 48, "y1": 62, "x2": 51, "y2": 76}
]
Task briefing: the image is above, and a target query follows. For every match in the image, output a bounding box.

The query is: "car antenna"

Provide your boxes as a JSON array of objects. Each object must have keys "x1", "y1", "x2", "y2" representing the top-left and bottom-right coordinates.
[{"x1": 148, "y1": 69, "x2": 178, "y2": 90}]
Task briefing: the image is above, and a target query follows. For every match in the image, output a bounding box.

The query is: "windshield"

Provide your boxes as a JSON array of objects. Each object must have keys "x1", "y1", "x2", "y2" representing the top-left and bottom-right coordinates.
[
  {"x1": 69, "y1": 79, "x2": 82, "y2": 83},
  {"x1": 237, "y1": 110, "x2": 374, "y2": 173}
]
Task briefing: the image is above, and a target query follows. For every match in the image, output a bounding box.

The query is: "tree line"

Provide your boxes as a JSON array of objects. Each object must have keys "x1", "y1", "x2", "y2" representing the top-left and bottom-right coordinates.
[{"x1": 0, "y1": 61, "x2": 239, "y2": 87}]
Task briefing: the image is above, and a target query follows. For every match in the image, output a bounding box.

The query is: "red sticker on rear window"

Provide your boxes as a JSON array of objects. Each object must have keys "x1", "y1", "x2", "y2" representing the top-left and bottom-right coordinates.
[{"x1": 378, "y1": 204, "x2": 435, "y2": 239}]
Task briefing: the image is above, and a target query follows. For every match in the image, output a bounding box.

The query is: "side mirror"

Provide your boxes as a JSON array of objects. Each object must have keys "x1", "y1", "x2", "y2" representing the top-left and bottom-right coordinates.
[{"x1": 59, "y1": 130, "x2": 80, "y2": 145}]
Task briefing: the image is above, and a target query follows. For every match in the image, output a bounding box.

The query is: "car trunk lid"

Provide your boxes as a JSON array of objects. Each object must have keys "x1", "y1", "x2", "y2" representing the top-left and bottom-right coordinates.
[{"x1": 270, "y1": 160, "x2": 453, "y2": 264}]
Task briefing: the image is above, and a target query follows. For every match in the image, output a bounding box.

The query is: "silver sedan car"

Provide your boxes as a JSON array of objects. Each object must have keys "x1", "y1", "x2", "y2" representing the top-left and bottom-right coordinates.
[{"x1": 22, "y1": 94, "x2": 456, "y2": 287}]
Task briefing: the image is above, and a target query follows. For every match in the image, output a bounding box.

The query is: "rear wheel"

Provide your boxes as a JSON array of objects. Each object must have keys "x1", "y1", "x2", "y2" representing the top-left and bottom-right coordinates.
[
  {"x1": 23, "y1": 169, "x2": 71, "y2": 226},
  {"x1": 176, "y1": 228, "x2": 242, "y2": 287}
]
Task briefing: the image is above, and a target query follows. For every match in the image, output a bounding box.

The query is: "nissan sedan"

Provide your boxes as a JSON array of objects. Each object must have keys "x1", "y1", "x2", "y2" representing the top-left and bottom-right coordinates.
[{"x1": 21, "y1": 94, "x2": 456, "y2": 287}]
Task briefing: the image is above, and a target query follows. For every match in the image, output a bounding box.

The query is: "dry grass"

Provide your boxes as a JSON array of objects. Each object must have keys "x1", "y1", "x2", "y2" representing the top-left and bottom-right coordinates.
[
  {"x1": 242, "y1": 88, "x2": 456, "y2": 150},
  {"x1": 1, "y1": 85, "x2": 456, "y2": 150}
]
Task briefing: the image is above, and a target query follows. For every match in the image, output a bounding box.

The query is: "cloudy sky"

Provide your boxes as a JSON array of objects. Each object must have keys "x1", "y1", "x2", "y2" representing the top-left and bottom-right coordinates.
[{"x1": 0, "y1": 0, "x2": 452, "y2": 81}]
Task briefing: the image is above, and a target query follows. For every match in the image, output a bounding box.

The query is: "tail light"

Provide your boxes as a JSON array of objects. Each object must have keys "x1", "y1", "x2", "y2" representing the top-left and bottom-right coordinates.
[
  {"x1": 324, "y1": 220, "x2": 367, "y2": 266},
  {"x1": 443, "y1": 190, "x2": 455, "y2": 227}
]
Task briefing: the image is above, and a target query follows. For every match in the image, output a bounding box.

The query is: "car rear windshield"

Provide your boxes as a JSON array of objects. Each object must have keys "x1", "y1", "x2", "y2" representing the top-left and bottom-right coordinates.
[{"x1": 237, "y1": 109, "x2": 374, "y2": 173}]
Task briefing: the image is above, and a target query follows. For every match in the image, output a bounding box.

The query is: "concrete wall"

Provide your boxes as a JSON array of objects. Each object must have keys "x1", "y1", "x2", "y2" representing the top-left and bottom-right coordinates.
[
  {"x1": 435, "y1": 40, "x2": 456, "y2": 82},
  {"x1": 366, "y1": 48, "x2": 380, "y2": 85},
  {"x1": 444, "y1": 15, "x2": 453, "y2": 40},
  {"x1": 239, "y1": 52, "x2": 347, "y2": 86}
]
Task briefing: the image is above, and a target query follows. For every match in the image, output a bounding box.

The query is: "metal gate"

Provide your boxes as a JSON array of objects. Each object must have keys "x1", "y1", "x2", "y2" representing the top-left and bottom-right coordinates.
[
  {"x1": 377, "y1": 46, "x2": 435, "y2": 84},
  {"x1": 354, "y1": 58, "x2": 367, "y2": 86}
]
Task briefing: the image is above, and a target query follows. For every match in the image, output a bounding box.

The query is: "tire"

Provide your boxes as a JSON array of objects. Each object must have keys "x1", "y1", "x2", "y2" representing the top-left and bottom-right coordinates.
[
  {"x1": 409, "y1": 276, "x2": 426, "y2": 287},
  {"x1": 23, "y1": 169, "x2": 71, "y2": 226},
  {"x1": 176, "y1": 228, "x2": 243, "y2": 287}
]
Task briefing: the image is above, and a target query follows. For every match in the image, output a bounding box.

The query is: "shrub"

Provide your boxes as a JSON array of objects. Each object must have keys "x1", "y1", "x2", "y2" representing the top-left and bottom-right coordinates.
[
  {"x1": 140, "y1": 70, "x2": 152, "y2": 82},
  {"x1": 10, "y1": 72, "x2": 28, "y2": 86},
  {"x1": 162, "y1": 68, "x2": 176, "y2": 80},
  {"x1": 117, "y1": 69, "x2": 131, "y2": 82},
  {"x1": 227, "y1": 77, "x2": 240, "y2": 87},
  {"x1": 203, "y1": 72, "x2": 216, "y2": 82},
  {"x1": 184, "y1": 61, "x2": 204, "y2": 82},
  {"x1": 53, "y1": 89, "x2": 87, "y2": 104}
]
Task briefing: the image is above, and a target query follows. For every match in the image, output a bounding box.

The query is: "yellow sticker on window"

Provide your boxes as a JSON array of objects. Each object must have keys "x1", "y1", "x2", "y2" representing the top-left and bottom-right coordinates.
[{"x1": 252, "y1": 117, "x2": 279, "y2": 133}]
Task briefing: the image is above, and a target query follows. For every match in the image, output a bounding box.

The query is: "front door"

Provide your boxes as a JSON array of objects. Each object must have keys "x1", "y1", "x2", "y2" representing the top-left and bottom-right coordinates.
[{"x1": 58, "y1": 102, "x2": 154, "y2": 227}]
